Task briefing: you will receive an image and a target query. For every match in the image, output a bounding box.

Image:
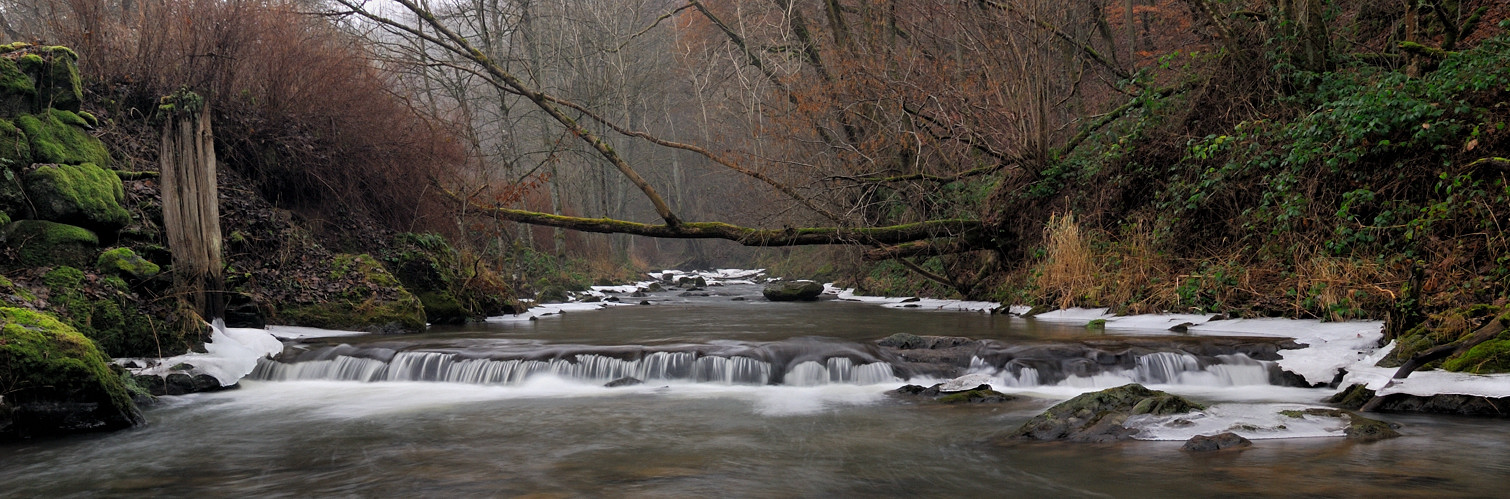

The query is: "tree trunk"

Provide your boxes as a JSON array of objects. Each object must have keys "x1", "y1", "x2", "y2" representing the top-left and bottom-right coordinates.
[{"x1": 160, "y1": 95, "x2": 224, "y2": 321}]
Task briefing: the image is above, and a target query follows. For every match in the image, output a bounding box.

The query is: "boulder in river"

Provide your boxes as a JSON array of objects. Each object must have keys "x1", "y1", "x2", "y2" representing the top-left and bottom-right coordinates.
[
  {"x1": 605, "y1": 377, "x2": 643, "y2": 388},
  {"x1": 762, "y1": 280, "x2": 824, "y2": 301},
  {"x1": 1281, "y1": 408, "x2": 1401, "y2": 441},
  {"x1": 1011, "y1": 383, "x2": 1205, "y2": 443},
  {"x1": 894, "y1": 383, "x2": 1015, "y2": 404},
  {"x1": 1181, "y1": 432, "x2": 1251, "y2": 452},
  {"x1": 1, "y1": 307, "x2": 143, "y2": 440}
]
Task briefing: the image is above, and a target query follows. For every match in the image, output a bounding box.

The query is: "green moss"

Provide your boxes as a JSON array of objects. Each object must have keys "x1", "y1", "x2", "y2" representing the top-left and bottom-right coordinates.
[
  {"x1": 42, "y1": 266, "x2": 176, "y2": 358},
  {"x1": 2, "y1": 220, "x2": 98, "y2": 267},
  {"x1": 1442, "y1": 336, "x2": 1510, "y2": 374},
  {"x1": 1086, "y1": 318, "x2": 1107, "y2": 330},
  {"x1": 0, "y1": 307, "x2": 142, "y2": 437},
  {"x1": 0, "y1": 118, "x2": 31, "y2": 168},
  {"x1": 278, "y1": 253, "x2": 426, "y2": 333},
  {"x1": 0, "y1": 58, "x2": 36, "y2": 117},
  {"x1": 0, "y1": 42, "x2": 31, "y2": 54},
  {"x1": 76, "y1": 111, "x2": 98, "y2": 128},
  {"x1": 13, "y1": 46, "x2": 82, "y2": 113},
  {"x1": 15, "y1": 109, "x2": 110, "y2": 166},
  {"x1": 383, "y1": 232, "x2": 510, "y2": 321},
  {"x1": 24, "y1": 162, "x2": 130, "y2": 232},
  {"x1": 96, "y1": 247, "x2": 160, "y2": 280}
]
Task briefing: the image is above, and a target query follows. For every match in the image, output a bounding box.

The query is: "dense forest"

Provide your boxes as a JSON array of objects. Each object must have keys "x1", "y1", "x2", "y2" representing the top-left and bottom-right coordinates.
[{"x1": 2, "y1": 0, "x2": 1510, "y2": 437}]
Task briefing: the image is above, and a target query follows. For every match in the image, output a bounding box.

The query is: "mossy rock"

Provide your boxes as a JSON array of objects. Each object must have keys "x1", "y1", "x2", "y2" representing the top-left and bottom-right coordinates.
[
  {"x1": 42, "y1": 266, "x2": 176, "y2": 358},
  {"x1": 276, "y1": 254, "x2": 426, "y2": 334},
  {"x1": 417, "y1": 290, "x2": 466, "y2": 325},
  {"x1": 1, "y1": 219, "x2": 98, "y2": 268},
  {"x1": 0, "y1": 307, "x2": 143, "y2": 440},
  {"x1": 0, "y1": 118, "x2": 30, "y2": 168},
  {"x1": 382, "y1": 232, "x2": 474, "y2": 323},
  {"x1": 23, "y1": 163, "x2": 130, "y2": 233},
  {"x1": 538, "y1": 284, "x2": 568, "y2": 304},
  {"x1": 96, "y1": 247, "x2": 160, "y2": 280},
  {"x1": 0, "y1": 58, "x2": 36, "y2": 118},
  {"x1": 16, "y1": 109, "x2": 110, "y2": 166},
  {"x1": 1012, "y1": 384, "x2": 1206, "y2": 442},
  {"x1": 762, "y1": 280, "x2": 824, "y2": 301},
  {"x1": 13, "y1": 45, "x2": 81, "y2": 113},
  {"x1": 1442, "y1": 336, "x2": 1510, "y2": 374}
]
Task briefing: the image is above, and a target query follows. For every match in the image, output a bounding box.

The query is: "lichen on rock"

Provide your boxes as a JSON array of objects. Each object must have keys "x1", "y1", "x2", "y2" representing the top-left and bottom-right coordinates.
[{"x1": 0, "y1": 307, "x2": 143, "y2": 440}]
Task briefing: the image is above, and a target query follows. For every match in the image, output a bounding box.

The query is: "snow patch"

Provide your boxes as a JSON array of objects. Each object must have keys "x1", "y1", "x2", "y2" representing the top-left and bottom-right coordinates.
[
  {"x1": 1028, "y1": 308, "x2": 1115, "y2": 322},
  {"x1": 126, "y1": 320, "x2": 284, "y2": 386},
  {"x1": 265, "y1": 325, "x2": 370, "y2": 340}
]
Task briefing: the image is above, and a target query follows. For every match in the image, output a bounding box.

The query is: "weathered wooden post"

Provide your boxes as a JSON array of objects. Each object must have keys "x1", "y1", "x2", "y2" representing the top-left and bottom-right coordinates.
[{"x1": 159, "y1": 89, "x2": 224, "y2": 320}]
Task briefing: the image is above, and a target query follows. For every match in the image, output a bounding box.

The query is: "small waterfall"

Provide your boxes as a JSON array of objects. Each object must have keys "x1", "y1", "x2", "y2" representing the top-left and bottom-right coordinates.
[
  {"x1": 251, "y1": 350, "x2": 893, "y2": 386},
  {"x1": 965, "y1": 352, "x2": 1275, "y2": 388},
  {"x1": 1134, "y1": 352, "x2": 1204, "y2": 384},
  {"x1": 784, "y1": 358, "x2": 899, "y2": 386}
]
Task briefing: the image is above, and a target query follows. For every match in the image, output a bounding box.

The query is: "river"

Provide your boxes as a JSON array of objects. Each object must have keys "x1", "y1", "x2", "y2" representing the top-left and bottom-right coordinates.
[{"x1": 3, "y1": 283, "x2": 1508, "y2": 497}]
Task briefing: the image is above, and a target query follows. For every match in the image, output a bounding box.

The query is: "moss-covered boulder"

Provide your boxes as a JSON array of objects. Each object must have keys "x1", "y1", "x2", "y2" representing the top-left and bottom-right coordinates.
[
  {"x1": 0, "y1": 118, "x2": 30, "y2": 168},
  {"x1": 0, "y1": 57, "x2": 37, "y2": 117},
  {"x1": 274, "y1": 253, "x2": 426, "y2": 334},
  {"x1": 762, "y1": 280, "x2": 824, "y2": 301},
  {"x1": 1011, "y1": 384, "x2": 1205, "y2": 443},
  {"x1": 16, "y1": 109, "x2": 110, "y2": 166},
  {"x1": 1, "y1": 219, "x2": 98, "y2": 268},
  {"x1": 42, "y1": 266, "x2": 176, "y2": 358},
  {"x1": 23, "y1": 163, "x2": 130, "y2": 233},
  {"x1": 1383, "y1": 305, "x2": 1510, "y2": 374},
  {"x1": 96, "y1": 247, "x2": 160, "y2": 280},
  {"x1": 382, "y1": 232, "x2": 511, "y2": 323},
  {"x1": 0, "y1": 307, "x2": 143, "y2": 440},
  {"x1": 15, "y1": 46, "x2": 82, "y2": 113}
]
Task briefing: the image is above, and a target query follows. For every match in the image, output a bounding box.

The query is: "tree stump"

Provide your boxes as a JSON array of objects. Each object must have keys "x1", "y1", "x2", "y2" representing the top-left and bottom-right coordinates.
[{"x1": 159, "y1": 90, "x2": 223, "y2": 321}]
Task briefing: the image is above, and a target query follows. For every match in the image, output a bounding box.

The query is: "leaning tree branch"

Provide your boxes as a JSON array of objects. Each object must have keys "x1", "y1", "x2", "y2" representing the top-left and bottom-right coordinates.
[
  {"x1": 1360, "y1": 315, "x2": 1509, "y2": 412},
  {"x1": 440, "y1": 183, "x2": 984, "y2": 247},
  {"x1": 977, "y1": 0, "x2": 1133, "y2": 82}
]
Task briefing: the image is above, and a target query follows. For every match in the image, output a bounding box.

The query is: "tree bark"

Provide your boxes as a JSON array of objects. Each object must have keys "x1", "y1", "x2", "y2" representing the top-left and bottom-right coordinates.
[{"x1": 160, "y1": 94, "x2": 224, "y2": 321}]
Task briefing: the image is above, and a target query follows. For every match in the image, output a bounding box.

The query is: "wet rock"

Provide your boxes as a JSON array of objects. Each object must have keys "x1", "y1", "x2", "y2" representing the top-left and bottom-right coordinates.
[
  {"x1": 604, "y1": 296, "x2": 620, "y2": 303},
  {"x1": 1011, "y1": 384, "x2": 1205, "y2": 443},
  {"x1": 646, "y1": 283, "x2": 664, "y2": 292},
  {"x1": 937, "y1": 388, "x2": 1014, "y2": 404},
  {"x1": 1, "y1": 308, "x2": 143, "y2": 440},
  {"x1": 605, "y1": 377, "x2": 643, "y2": 388},
  {"x1": 631, "y1": 291, "x2": 647, "y2": 298},
  {"x1": 901, "y1": 297, "x2": 921, "y2": 303},
  {"x1": 678, "y1": 291, "x2": 692, "y2": 297},
  {"x1": 762, "y1": 280, "x2": 823, "y2": 301},
  {"x1": 1181, "y1": 432, "x2": 1251, "y2": 452},
  {"x1": 1284, "y1": 408, "x2": 1401, "y2": 441},
  {"x1": 581, "y1": 296, "x2": 602, "y2": 303},
  {"x1": 638, "y1": 300, "x2": 651, "y2": 306},
  {"x1": 133, "y1": 373, "x2": 229, "y2": 396},
  {"x1": 731, "y1": 297, "x2": 747, "y2": 301},
  {"x1": 1359, "y1": 393, "x2": 1510, "y2": 416},
  {"x1": 902, "y1": 304, "x2": 920, "y2": 308}
]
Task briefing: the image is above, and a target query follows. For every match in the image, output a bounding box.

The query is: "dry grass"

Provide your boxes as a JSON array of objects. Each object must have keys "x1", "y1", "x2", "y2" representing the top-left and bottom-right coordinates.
[{"x1": 1036, "y1": 213, "x2": 1100, "y2": 309}]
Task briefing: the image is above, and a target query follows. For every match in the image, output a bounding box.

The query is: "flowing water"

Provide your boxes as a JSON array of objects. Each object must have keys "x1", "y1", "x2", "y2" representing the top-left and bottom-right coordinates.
[{"x1": 4, "y1": 284, "x2": 1510, "y2": 497}]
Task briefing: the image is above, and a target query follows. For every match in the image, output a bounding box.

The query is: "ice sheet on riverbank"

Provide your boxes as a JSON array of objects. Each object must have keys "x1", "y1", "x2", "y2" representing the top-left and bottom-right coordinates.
[
  {"x1": 486, "y1": 301, "x2": 631, "y2": 323},
  {"x1": 265, "y1": 325, "x2": 370, "y2": 340},
  {"x1": 825, "y1": 285, "x2": 1001, "y2": 312},
  {"x1": 1337, "y1": 341, "x2": 1510, "y2": 398},
  {"x1": 125, "y1": 320, "x2": 285, "y2": 386}
]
